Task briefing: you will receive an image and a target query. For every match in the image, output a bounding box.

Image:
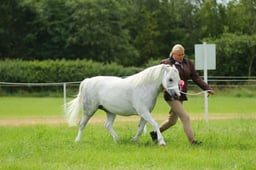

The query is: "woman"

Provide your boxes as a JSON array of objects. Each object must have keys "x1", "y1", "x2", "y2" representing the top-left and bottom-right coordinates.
[{"x1": 150, "y1": 44, "x2": 214, "y2": 145}]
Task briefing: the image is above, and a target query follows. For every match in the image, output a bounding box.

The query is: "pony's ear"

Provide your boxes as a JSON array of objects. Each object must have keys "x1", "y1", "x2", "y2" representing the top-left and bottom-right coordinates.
[
  {"x1": 163, "y1": 64, "x2": 171, "y2": 72},
  {"x1": 170, "y1": 64, "x2": 177, "y2": 69},
  {"x1": 162, "y1": 70, "x2": 168, "y2": 88}
]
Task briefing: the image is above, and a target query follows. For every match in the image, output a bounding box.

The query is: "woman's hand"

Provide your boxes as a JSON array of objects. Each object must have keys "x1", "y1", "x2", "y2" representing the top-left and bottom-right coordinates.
[{"x1": 208, "y1": 89, "x2": 215, "y2": 95}]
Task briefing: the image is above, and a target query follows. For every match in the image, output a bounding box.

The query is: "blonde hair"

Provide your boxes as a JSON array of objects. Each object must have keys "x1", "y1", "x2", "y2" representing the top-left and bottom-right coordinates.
[{"x1": 170, "y1": 44, "x2": 185, "y2": 56}]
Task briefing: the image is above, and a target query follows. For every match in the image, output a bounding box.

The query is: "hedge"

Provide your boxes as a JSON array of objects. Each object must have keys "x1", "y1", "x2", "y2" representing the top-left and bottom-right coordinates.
[
  {"x1": 0, "y1": 59, "x2": 143, "y2": 95},
  {"x1": 0, "y1": 59, "x2": 141, "y2": 83}
]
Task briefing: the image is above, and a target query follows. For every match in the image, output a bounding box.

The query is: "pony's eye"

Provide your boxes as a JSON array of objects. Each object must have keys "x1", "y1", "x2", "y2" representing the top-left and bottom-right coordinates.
[{"x1": 169, "y1": 78, "x2": 173, "y2": 82}]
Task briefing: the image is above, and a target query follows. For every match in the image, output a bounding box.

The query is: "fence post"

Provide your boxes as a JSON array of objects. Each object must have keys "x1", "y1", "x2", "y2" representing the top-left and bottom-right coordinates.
[
  {"x1": 63, "y1": 83, "x2": 67, "y2": 114},
  {"x1": 203, "y1": 42, "x2": 209, "y2": 122}
]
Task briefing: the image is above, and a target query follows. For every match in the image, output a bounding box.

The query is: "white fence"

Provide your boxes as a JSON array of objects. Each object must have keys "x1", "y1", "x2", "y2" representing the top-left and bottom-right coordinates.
[
  {"x1": 1, "y1": 76, "x2": 256, "y2": 113},
  {"x1": 0, "y1": 81, "x2": 80, "y2": 114}
]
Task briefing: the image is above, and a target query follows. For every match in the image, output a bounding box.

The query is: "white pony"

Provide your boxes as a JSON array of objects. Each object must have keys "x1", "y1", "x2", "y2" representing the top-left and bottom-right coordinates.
[{"x1": 66, "y1": 64, "x2": 180, "y2": 146}]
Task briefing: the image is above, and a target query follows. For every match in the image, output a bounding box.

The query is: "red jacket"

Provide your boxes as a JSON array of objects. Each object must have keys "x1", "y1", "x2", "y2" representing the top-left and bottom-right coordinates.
[{"x1": 161, "y1": 57, "x2": 212, "y2": 101}]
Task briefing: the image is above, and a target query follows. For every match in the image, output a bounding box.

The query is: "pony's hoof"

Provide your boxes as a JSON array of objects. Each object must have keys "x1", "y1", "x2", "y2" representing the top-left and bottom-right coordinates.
[
  {"x1": 131, "y1": 137, "x2": 138, "y2": 142},
  {"x1": 113, "y1": 138, "x2": 120, "y2": 143},
  {"x1": 159, "y1": 141, "x2": 166, "y2": 146},
  {"x1": 75, "y1": 138, "x2": 80, "y2": 143},
  {"x1": 160, "y1": 143, "x2": 166, "y2": 147}
]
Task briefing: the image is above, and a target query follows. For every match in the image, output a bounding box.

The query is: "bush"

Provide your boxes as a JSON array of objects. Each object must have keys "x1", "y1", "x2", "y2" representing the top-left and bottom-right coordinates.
[
  {"x1": 0, "y1": 59, "x2": 141, "y2": 95},
  {"x1": 0, "y1": 59, "x2": 141, "y2": 83}
]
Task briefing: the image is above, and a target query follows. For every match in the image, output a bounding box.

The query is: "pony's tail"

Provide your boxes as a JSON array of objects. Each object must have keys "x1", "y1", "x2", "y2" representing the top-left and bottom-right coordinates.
[{"x1": 66, "y1": 80, "x2": 85, "y2": 126}]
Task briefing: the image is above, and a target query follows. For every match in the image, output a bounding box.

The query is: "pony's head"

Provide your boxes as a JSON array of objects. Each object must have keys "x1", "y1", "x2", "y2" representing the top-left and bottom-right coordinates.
[{"x1": 162, "y1": 65, "x2": 181, "y2": 98}]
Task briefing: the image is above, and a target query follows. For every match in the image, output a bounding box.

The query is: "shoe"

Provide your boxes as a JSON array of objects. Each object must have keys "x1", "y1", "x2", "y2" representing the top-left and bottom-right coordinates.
[
  {"x1": 150, "y1": 131, "x2": 158, "y2": 143},
  {"x1": 191, "y1": 140, "x2": 202, "y2": 145}
]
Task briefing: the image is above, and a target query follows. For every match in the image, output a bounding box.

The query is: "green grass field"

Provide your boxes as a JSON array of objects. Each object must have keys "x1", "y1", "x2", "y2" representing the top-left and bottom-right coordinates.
[
  {"x1": 0, "y1": 94, "x2": 255, "y2": 169},
  {"x1": 0, "y1": 120, "x2": 255, "y2": 170},
  {"x1": 0, "y1": 93, "x2": 255, "y2": 118}
]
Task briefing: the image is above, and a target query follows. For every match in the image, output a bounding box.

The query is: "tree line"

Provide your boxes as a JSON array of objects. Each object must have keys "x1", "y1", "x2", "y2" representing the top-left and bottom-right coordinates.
[{"x1": 0, "y1": 0, "x2": 256, "y2": 76}]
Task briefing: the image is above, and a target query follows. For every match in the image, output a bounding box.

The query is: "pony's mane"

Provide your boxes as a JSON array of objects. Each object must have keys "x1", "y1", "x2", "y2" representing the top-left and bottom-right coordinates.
[{"x1": 126, "y1": 64, "x2": 164, "y2": 86}]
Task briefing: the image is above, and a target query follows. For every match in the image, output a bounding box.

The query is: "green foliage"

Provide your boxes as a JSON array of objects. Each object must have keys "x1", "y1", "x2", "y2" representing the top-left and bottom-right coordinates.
[
  {"x1": 0, "y1": 58, "x2": 159, "y2": 95},
  {"x1": 0, "y1": 0, "x2": 38, "y2": 58},
  {"x1": 204, "y1": 33, "x2": 256, "y2": 76},
  {"x1": 195, "y1": 0, "x2": 226, "y2": 38},
  {"x1": 0, "y1": 0, "x2": 256, "y2": 74},
  {"x1": 0, "y1": 59, "x2": 140, "y2": 83},
  {"x1": 0, "y1": 59, "x2": 141, "y2": 94},
  {"x1": 225, "y1": 0, "x2": 256, "y2": 34},
  {"x1": 0, "y1": 0, "x2": 140, "y2": 66},
  {"x1": 63, "y1": 0, "x2": 139, "y2": 66},
  {"x1": 125, "y1": 0, "x2": 162, "y2": 64}
]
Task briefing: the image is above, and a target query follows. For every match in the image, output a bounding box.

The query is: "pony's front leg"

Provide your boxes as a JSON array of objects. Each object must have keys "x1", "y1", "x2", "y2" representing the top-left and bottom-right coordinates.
[
  {"x1": 139, "y1": 112, "x2": 166, "y2": 146},
  {"x1": 132, "y1": 117, "x2": 147, "y2": 142},
  {"x1": 155, "y1": 128, "x2": 166, "y2": 146},
  {"x1": 105, "y1": 113, "x2": 119, "y2": 142}
]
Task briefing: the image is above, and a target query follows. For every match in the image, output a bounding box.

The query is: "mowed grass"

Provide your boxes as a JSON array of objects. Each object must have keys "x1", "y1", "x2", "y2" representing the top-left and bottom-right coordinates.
[
  {"x1": 0, "y1": 120, "x2": 255, "y2": 170},
  {"x1": 0, "y1": 97, "x2": 64, "y2": 118},
  {"x1": 0, "y1": 93, "x2": 255, "y2": 118},
  {"x1": 0, "y1": 94, "x2": 256, "y2": 169}
]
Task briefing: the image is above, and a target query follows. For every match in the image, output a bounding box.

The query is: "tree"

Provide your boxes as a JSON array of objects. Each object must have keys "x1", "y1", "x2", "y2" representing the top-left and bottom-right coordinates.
[
  {"x1": 195, "y1": 0, "x2": 226, "y2": 38},
  {"x1": 205, "y1": 33, "x2": 256, "y2": 77},
  {"x1": 225, "y1": 0, "x2": 256, "y2": 35},
  {"x1": 0, "y1": 0, "x2": 38, "y2": 58},
  {"x1": 65, "y1": 0, "x2": 139, "y2": 66},
  {"x1": 30, "y1": 0, "x2": 72, "y2": 59},
  {"x1": 125, "y1": 0, "x2": 199, "y2": 62},
  {"x1": 163, "y1": 0, "x2": 199, "y2": 54},
  {"x1": 124, "y1": 0, "x2": 162, "y2": 65}
]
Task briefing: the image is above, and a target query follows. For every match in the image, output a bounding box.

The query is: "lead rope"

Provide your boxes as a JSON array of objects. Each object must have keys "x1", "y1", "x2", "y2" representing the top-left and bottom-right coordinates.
[{"x1": 180, "y1": 90, "x2": 212, "y2": 96}]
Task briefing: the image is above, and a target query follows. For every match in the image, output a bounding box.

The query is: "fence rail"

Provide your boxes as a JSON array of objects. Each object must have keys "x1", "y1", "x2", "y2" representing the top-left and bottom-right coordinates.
[
  {"x1": 0, "y1": 82, "x2": 80, "y2": 86},
  {"x1": 1, "y1": 76, "x2": 256, "y2": 87},
  {"x1": 1, "y1": 76, "x2": 256, "y2": 113}
]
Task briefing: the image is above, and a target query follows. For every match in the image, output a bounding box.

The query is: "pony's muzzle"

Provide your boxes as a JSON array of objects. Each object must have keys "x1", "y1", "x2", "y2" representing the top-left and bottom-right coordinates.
[{"x1": 166, "y1": 86, "x2": 180, "y2": 98}]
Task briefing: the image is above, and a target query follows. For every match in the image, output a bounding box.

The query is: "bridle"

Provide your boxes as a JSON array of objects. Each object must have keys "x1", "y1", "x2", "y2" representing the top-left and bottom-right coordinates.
[{"x1": 165, "y1": 85, "x2": 179, "y2": 91}]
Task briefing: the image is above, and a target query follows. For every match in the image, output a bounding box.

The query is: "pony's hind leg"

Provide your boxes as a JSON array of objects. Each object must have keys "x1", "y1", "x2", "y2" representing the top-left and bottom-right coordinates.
[
  {"x1": 75, "y1": 103, "x2": 97, "y2": 142},
  {"x1": 75, "y1": 113, "x2": 92, "y2": 142},
  {"x1": 105, "y1": 113, "x2": 118, "y2": 142},
  {"x1": 132, "y1": 117, "x2": 147, "y2": 141}
]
